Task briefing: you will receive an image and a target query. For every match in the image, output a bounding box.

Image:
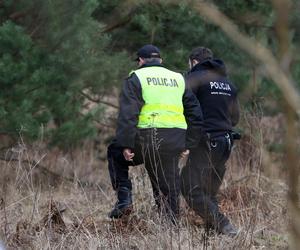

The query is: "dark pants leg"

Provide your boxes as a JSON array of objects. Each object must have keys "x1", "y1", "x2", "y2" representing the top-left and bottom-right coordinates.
[
  {"x1": 181, "y1": 136, "x2": 231, "y2": 230},
  {"x1": 107, "y1": 141, "x2": 144, "y2": 190},
  {"x1": 107, "y1": 140, "x2": 144, "y2": 218},
  {"x1": 107, "y1": 134, "x2": 180, "y2": 222},
  {"x1": 143, "y1": 143, "x2": 180, "y2": 221},
  {"x1": 108, "y1": 142, "x2": 132, "y2": 191}
]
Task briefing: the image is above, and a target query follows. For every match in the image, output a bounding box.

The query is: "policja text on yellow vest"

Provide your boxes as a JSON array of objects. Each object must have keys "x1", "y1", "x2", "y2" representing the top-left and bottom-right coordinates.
[{"x1": 131, "y1": 66, "x2": 187, "y2": 129}]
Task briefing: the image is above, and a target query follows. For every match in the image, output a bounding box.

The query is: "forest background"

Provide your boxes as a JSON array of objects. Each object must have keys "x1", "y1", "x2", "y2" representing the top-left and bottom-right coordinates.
[{"x1": 0, "y1": 0, "x2": 299, "y2": 249}]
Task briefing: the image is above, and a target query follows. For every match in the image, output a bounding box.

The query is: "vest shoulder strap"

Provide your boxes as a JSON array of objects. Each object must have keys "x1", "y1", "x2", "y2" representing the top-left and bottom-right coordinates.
[{"x1": 128, "y1": 70, "x2": 136, "y2": 77}]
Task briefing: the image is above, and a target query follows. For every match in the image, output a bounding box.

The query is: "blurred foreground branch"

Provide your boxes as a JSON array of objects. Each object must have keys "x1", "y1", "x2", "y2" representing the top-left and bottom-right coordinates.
[{"x1": 272, "y1": 1, "x2": 300, "y2": 249}]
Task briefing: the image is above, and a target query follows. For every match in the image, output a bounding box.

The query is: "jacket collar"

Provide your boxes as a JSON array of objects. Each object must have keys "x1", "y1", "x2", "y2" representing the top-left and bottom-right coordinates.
[
  {"x1": 189, "y1": 59, "x2": 227, "y2": 76},
  {"x1": 139, "y1": 62, "x2": 164, "y2": 69}
]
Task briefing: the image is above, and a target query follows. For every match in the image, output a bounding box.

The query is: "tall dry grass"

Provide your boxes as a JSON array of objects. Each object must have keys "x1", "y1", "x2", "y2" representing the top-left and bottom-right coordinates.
[{"x1": 0, "y1": 112, "x2": 289, "y2": 249}]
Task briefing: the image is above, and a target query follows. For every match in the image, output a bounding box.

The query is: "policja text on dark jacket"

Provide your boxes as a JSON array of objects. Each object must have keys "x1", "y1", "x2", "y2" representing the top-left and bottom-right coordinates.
[
  {"x1": 185, "y1": 59, "x2": 239, "y2": 137},
  {"x1": 181, "y1": 48, "x2": 240, "y2": 236}
]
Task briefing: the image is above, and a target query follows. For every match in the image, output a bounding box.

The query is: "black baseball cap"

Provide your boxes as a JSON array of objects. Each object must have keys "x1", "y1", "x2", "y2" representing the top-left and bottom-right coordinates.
[{"x1": 135, "y1": 44, "x2": 161, "y2": 61}]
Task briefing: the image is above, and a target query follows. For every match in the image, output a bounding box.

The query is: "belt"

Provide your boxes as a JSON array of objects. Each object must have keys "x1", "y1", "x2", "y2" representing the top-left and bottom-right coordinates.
[{"x1": 209, "y1": 133, "x2": 232, "y2": 151}]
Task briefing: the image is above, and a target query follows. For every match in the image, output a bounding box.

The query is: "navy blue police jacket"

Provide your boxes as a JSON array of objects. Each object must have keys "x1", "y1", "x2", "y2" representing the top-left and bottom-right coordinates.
[{"x1": 185, "y1": 59, "x2": 240, "y2": 138}]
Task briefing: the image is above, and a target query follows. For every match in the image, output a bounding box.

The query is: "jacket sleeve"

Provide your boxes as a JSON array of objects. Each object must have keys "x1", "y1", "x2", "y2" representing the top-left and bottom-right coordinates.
[
  {"x1": 115, "y1": 74, "x2": 144, "y2": 148},
  {"x1": 182, "y1": 86, "x2": 205, "y2": 149}
]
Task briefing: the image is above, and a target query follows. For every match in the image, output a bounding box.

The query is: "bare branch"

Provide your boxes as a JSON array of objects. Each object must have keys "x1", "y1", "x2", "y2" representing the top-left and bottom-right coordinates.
[
  {"x1": 272, "y1": 1, "x2": 300, "y2": 249},
  {"x1": 102, "y1": 14, "x2": 134, "y2": 33},
  {"x1": 0, "y1": 157, "x2": 97, "y2": 187},
  {"x1": 9, "y1": 10, "x2": 30, "y2": 20},
  {"x1": 79, "y1": 90, "x2": 119, "y2": 109},
  {"x1": 101, "y1": 1, "x2": 139, "y2": 33}
]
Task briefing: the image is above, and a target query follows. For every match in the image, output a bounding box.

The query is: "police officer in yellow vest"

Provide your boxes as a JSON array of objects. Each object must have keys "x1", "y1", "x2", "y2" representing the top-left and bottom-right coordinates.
[{"x1": 107, "y1": 44, "x2": 204, "y2": 222}]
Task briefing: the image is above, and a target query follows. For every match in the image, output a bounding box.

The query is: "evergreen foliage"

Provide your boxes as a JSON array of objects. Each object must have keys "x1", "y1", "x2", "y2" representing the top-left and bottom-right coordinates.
[{"x1": 0, "y1": 0, "x2": 128, "y2": 147}]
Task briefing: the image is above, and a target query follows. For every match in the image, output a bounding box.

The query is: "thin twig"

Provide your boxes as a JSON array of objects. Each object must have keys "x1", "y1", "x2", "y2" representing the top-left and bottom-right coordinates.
[
  {"x1": 80, "y1": 91, "x2": 119, "y2": 109},
  {"x1": 0, "y1": 157, "x2": 98, "y2": 188}
]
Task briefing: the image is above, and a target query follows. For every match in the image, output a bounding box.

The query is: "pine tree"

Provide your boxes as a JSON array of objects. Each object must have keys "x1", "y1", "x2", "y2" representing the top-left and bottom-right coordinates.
[{"x1": 0, "y1": 0, "x2": 129, "y2": 148}]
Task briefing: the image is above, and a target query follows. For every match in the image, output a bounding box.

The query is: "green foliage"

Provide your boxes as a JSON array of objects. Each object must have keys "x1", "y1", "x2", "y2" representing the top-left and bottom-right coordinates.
[
  {"x1": 0, "y1": 21, "x2": 51, "y2": 139},
  {"x1": 0, "y1": 0, "x2": 128, "y2": 148}
]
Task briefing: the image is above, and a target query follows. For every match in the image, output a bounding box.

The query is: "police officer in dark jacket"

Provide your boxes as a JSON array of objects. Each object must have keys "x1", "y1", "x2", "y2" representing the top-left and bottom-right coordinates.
[
  {"x1": 108, "y1": 45, "x2": 204, "y2": 222},
  {"x1": 181, "y1": 47, "x2": 240, "y2": 235}
]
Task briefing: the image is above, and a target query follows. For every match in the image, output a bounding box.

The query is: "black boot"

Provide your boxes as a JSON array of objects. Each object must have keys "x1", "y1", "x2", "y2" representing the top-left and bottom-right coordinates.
[
  {"x1": 109, "y1": 187, "x2": 133, "y2": 219},
  {"x1": 206, "y1": 214, "x2": 238, "y2": 237},
  {"x1": 218, "y1": 221, "x2": 238, "y2": 237}
]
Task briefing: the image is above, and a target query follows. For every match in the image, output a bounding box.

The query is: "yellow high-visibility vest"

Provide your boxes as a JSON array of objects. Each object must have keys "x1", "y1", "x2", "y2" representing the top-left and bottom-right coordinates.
[{"x1": 132, "y1": 66, "x2": 187, "y2": 129}]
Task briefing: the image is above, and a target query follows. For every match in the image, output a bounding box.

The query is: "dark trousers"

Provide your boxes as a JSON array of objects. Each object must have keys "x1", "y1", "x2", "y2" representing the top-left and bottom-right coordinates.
[
  {"x1": 181, "y1": 135, "x2": 231, "y2": 229},
  {"x1": 108, "y1": 133, "x2": 181, "y2": 218}
]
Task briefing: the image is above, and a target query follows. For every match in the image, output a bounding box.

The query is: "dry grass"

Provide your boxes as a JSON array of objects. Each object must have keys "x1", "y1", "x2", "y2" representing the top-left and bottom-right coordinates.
[{"x1": 0, "y1": 114, "x2": 290, "y2": 249}]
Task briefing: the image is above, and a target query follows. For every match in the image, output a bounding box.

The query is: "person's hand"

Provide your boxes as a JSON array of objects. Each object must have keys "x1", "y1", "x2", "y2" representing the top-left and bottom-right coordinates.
[
  {"x1": 180, "y1": 149, "x2": 190, "y2": 159},
  {"x1": 123, "y1": 148, "x2": 135, "y2": 161}
]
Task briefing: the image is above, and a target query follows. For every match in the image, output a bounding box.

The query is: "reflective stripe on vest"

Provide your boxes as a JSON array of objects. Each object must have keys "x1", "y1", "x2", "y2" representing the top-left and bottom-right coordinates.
[{"x1": 132, "y1": 66, "x2": 187, "y2": 129}]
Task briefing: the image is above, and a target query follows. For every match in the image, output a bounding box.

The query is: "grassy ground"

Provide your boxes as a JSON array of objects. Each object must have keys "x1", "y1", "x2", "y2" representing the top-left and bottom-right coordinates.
[{"x1": 0, "y1": 114, "x2": 290, "y2": 249}]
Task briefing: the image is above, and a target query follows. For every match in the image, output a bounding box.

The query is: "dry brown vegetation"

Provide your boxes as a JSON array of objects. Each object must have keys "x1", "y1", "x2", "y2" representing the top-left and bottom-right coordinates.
[{"x1": 0, "y1": 112, "x2": 290, "y2": 249}]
